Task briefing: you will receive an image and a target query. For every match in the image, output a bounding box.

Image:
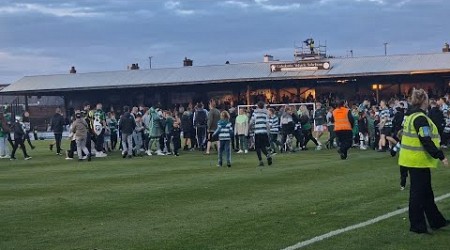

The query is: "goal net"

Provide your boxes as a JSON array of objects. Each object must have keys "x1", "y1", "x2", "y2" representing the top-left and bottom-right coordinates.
[{"x1": 237, "y1": 102, "x2": 317, "y2": 127}]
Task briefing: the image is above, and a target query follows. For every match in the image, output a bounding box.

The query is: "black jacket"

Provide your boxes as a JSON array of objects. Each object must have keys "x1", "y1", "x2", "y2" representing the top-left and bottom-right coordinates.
[
  {"x1": 406, "y1": 108, "x2": 445, "y2": 160},
  {"x1": 119, "y1": 112, "x2": 136, "y2": 134},
  {"x1": 50, "y1": 113, "x2": 65, "y2": 134},
  {"x1": 428, "y1": 106, "x2": 444, "y2": 133},
  {"x1": 12, "y1": 121, "x2": 25, "y2": 139}
]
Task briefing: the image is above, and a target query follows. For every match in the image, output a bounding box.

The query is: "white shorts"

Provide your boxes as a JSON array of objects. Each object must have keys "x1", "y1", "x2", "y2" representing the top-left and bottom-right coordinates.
[{"x1": 314, "y1": 125, "x2": 325, "y2": 132}]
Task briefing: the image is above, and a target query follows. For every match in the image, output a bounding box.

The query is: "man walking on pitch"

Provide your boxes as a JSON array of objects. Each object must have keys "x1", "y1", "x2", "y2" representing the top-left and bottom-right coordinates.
[
  {"x1": 250, "y1": 101, "x2": 273, "y2": 166},
  {"x1": 332, "y1": 100, "x2": 354, "y2": 160},
  {"x1": 50, "y1": 108, "x2": 65, "y2": 156}
]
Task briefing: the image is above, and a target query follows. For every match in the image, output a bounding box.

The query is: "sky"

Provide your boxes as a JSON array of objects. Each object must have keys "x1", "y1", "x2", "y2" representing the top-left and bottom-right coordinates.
[{"x1": 0, "y1": 0, "x2": 448, "y2": 83}]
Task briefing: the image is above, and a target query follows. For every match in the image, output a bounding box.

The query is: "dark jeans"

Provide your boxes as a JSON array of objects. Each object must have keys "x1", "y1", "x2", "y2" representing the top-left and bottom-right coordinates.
[
  {"x1": 196, "y1": 126, "x2": 207, "y2": 150},
  {"x1": 255, "y1": 134, "x2": 270, "y2": 161},
  {"x1": 172, "y1": 131, "x2": 181, "y2": 154},
  {"x1": 54, "y1": 133, "x2": 63, "y2": 154},
  {"x1": 335, "y1": 130, "x2": 353, "y2": 157},
  {"x1": 86, "y1": 132, "x2": 92, "y2": 154},
  {"x1": 25, "y1": 130, "x2": 34, "y2": 148},
  {"x1": 218, "y1": 140, "x2": 231, "y2": 166},
  {"x1": 327, "y1": 125, "x2": 336, "y2": 147},
  {"x1": 407, "y1": 167, "x2": 447, "y2": 232},
  {"x1": 269, "y1": 133, "x2": 282, "y2": 152},
  {"x1": 11, "y1": 138, "x2": 29, "y2": 158},
  {"x1": 111, "y1": 131, "x2": 118, "y2": 150},
  {"x1": 400, "y1": 166, "x2": 408, "y2": 187},
  {"x1": 67, "y1": 140, "x2": 77, "y2": 158}
]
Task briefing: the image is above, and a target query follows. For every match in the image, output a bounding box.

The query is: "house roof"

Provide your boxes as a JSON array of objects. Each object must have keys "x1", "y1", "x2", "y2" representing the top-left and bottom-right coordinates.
[{"x1": 1, "y1": 53, "x2": 450, "y2": 95}]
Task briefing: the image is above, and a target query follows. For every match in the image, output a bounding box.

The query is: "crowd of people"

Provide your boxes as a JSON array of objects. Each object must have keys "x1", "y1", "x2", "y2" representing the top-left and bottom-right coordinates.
[
  {"x1": 1, "y1": 89, "x2": 450, "y2": 233},
  {"x1": 1, "y1": 93, "x2": 450, "y2": 165}
]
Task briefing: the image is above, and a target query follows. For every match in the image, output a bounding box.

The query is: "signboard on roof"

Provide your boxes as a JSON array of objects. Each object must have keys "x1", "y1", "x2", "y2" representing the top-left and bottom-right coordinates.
[{"x1": 270, "y1": 61, "x2": 331, "y2": 72}]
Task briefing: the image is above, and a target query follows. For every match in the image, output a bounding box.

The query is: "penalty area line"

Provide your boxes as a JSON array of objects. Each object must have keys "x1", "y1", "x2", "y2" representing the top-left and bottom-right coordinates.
[{"x1": 282, "y1": 192, "x2": 450, "y2": 250}]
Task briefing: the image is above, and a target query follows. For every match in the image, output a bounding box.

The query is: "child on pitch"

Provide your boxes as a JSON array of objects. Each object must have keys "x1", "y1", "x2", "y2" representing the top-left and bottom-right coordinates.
[
  {"x1": 212, "y1": 111, "x2": 233, "y2": 167},
  {"x1": 172, "y1": 112, "x2": 182, "y2": 156},
  {"x1": 65, "y1": 116, "x2": 77, "y2": 160},
  {"x1": 235, "y1": 108, "x2": 249, "y2": 154},
  {"x1": 133, "y1": 113, "x2": 145, "y2": 156},
  {"x1": 268, "y1": 108, "x2": 282, "y2": 154},
  {"x1": 441, "y1": 109, "x2": 450, "y2": 148},
  {"x1": 10, "y1": 116, "x2": 32, "y2": 160},
  {"x1": 358, "y1": 111, "x2": 369, "y2": 150},
  {"x1": 250, "y1": 101, "x2": 272, "y2": 167},
  {"x1": 110, "y1": 112, "x2": 118, "y2": 151}
]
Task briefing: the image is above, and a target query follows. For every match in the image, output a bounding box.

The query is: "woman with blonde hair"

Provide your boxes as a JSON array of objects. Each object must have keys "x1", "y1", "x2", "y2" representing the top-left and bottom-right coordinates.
[
  {"x1": 398, "y1": 88, "x2": 449, "y2": 234},
  {"x1": 212, "y1": 111, "x2": 233, "y2": 167},
  {"x1": 298, "y1": 105, "x2": 320, "y2": 150}
]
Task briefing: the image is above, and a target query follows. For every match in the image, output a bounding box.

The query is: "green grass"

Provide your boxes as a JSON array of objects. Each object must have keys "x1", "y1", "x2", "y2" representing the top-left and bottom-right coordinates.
[{"x1": 1, "y1": 141, "x2": 450, "y2": 250}]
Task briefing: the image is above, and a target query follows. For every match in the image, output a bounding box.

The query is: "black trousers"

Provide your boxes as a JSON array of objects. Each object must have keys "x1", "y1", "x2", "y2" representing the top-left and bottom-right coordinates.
[
  {"x1": 54, "y1": 133, "x2": 63, "y2": 154},
  {"x1": 302, "y1": 129, "x2": 318, "y2": 147},
  {"x1": 95, "y1": 129, "x2": 105, "y2": 152},
  {"x1": 407, "y1": 167, "x2": 447, "y2": 232},
  {"x1": 86, "y1": 132, "x2": 92, "y2": 154},
  {"x1": 25, "y1": 130, "x2": 34, "y2": 148},
  {"x1": 11, "y1": 138, "x2": 29, "y2": 158},
  {"x1": 255, "y1": 134, "x2": 270, "y2": 161},
  {"x1": 335, "y1": 130, "x2": 352, "y2": 157},
  {"x1": 400, "y1": 166, "x2": 408, "y2": 187},
  {"x1": 172, "y1": 130, "x2": 181, "y2": 154},
  {"x1": 111, "y1": 131, "x2": 118, "y2": 150},
  {"x1": 67, "y1": 140, "x2": 77, "y2": 158}
]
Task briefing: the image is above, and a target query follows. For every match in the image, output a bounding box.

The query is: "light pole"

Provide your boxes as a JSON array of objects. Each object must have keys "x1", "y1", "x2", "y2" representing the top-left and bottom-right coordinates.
[
  {"x1": 148, "y1": 56, "x2": 153, "y2": 69},
  {"x1": 384, "y1": 43, "x2": 388, "y2": 56}
]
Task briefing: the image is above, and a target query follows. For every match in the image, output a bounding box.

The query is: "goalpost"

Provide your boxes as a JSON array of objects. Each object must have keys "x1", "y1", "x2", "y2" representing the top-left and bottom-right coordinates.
[{"x1": 237, "y1": 102, "x2": 317, "y2": 127}]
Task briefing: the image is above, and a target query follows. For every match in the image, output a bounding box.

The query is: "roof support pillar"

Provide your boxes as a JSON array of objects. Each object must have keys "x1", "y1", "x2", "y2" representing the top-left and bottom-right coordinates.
[
  {"x1": 24, "y1": 95, "x2": 28, "y2": 112},
  {"x1": 246, "y1": 85, "x2": 251, "y2": 105}
]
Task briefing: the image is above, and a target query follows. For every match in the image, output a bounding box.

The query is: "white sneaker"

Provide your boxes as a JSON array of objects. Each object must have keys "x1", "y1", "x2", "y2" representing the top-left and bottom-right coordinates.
[
  {"x1": 156, "y1": 150, "x2": 165, "y2": 156},
  {"x1": 146, "y1": 150, "x2": 152, "y2": 156},
  {"x1": 96, "y1": 152, "x2": 107, "y2": 158},
  {"x1": 65, "y1": 157, "x2": 73, "y2": 160},
  {"x1": 441, "y1": 145, "x2": 448, "y2": 149},
  {"x1": 244, "y1": 150, "x2": 248, "y2": 154},
  {"x1": 237, "y1": 150, "x2": 243, "y2": 154},
  {"x1": 315, "y1": 145, "x2": 322, "y2": 151},
  {"x1": 360, "y1": 146, "x2": 367, "y2": 150},
  {"x1": 25, "y1": 156, "x2": 32, "y2": 160}
]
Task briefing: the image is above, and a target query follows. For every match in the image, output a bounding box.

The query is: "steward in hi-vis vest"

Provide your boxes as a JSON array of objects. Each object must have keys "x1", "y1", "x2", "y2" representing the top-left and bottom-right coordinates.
[
  {"x1": 397, "y1": 88, "x2": 449, "y2": 235},
  {"x1": 398, "y1": 112, "x2": 441, "y2": 168},
  {"x1": 331, "y1": 100, "x2": 354, "y2": 160}
]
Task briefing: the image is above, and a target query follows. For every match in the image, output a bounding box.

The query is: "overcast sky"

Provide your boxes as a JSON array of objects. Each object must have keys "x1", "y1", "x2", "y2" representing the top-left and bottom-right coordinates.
[{"x1": 0, "y1": 0, "x2": 448, "y2": 83}]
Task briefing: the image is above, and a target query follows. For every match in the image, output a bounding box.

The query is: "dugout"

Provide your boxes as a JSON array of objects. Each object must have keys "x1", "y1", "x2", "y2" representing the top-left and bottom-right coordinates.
[{"x1": 1, "y1": 52, "x2": 450, "y2": 129}]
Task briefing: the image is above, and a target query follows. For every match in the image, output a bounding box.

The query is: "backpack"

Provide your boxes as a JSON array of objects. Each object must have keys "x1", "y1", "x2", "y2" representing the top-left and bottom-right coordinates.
[{"x1": 194, "y1": 110, "x2": 207, "y2": 126}]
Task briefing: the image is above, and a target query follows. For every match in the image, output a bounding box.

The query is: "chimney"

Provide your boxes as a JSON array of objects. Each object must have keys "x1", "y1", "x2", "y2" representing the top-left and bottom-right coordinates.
[
  {"x1": 183, "y1": 57, "x2": 193, "y2": 67},
  {"x1": 443, "y1": 43, "x2": 450, "y2": 53},
  {"x1": 263, "y1": 54, "x2": 274, "y2": 63},
  {"x1": 130, "y1": 63, "x2": 140, "y2": 70},
  {"x1": 69, "y1": 66, "x2": 76, "y2": 74}
]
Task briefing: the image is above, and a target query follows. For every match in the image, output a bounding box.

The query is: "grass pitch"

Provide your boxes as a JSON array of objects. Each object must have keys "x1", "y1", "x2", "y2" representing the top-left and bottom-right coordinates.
[{"x1": 1, "y1": 141, "x2": 450, "y2": 250}]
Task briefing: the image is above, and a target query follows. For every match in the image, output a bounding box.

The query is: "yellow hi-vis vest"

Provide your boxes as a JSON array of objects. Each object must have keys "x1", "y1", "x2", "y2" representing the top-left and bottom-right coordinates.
[{"x1": 398, "y1": 112, "x2": 440, "y2": 168}]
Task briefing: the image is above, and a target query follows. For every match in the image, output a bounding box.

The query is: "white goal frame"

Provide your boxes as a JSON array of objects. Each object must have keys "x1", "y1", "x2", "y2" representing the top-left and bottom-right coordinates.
[{"x1": 237, "y1": 102, "x2": 317, "y2": 127}]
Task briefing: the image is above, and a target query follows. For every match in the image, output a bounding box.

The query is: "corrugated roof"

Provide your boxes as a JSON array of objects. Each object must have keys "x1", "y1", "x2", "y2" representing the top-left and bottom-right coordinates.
[{"x1": 2, "y1": 53, "x2": 450, "y2": 95}]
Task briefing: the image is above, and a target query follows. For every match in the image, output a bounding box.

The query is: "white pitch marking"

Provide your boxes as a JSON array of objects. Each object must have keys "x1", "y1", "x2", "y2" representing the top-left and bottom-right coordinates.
[{"x1": 282, "y1": 193, "x2": 450, "y2": 250}]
